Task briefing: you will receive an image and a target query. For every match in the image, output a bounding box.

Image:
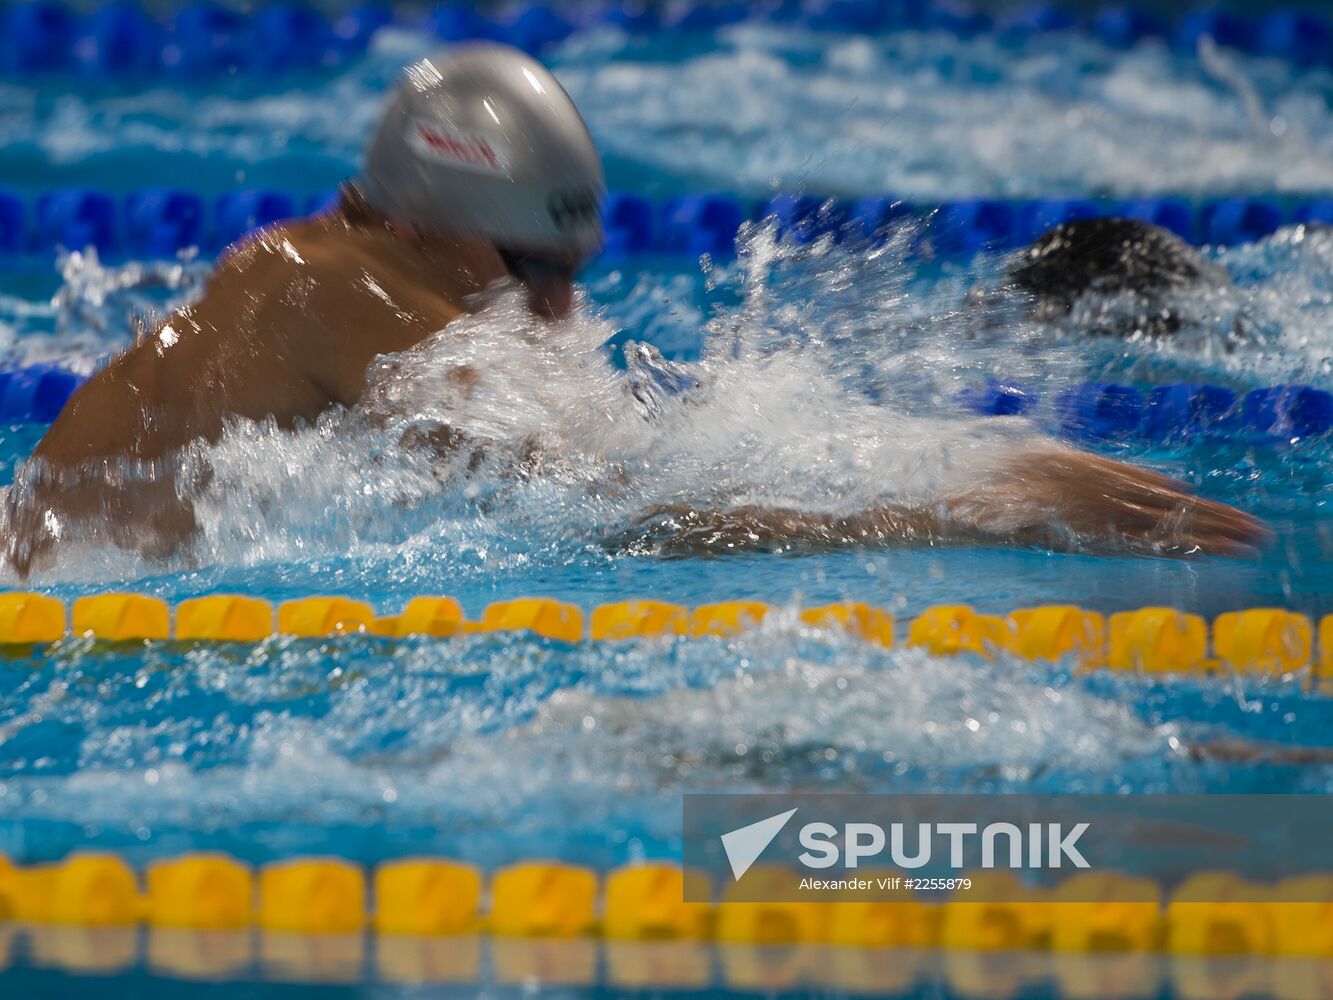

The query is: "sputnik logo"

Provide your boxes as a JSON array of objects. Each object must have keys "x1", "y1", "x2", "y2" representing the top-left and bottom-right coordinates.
[{"x1": 720, "y1": 808, "x2": 797, "y2": 880}]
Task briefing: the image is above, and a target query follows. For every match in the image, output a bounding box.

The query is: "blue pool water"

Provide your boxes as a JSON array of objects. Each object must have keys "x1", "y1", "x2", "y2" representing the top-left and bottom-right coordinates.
[
  {"x1": 7, "y1": 21, "x2": 1333, "y2": 199},
  {"x1": 1, "y1": 13, "x2": 1333, "y2": 994},
  {"x1": 0, "y1": 940, "x2": 1317, "y2": 997}
]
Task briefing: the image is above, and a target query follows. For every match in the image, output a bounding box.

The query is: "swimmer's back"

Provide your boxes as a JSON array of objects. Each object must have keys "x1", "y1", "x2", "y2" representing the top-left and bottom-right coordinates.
[{"x1": 34, "y1": 209, "x2": 468, "y2": 468}]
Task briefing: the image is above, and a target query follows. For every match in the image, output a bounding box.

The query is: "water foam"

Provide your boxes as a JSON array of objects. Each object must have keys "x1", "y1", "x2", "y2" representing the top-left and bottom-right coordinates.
[
  {"x1": 7, "y1": 210, "x2": 1333, "y2": 586},
  {"x1": 0, "y1": 626, "x2": 1200, "y2": 864},
  {"x1": 563, "y1": 25, "x2": 1333, "y2": 197},
  {"x1": 0, "y1": 220, "x2": 1072, "y2": 584},
  {"x1": 3, "y1": 619, "x2": 1323, "y2": 865}
]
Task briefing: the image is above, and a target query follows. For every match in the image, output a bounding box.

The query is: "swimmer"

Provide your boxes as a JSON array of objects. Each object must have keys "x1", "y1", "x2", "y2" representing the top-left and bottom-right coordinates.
[
  {"x1": 2, "y1": 45, "x2": 1265, "y2": 574},
  {"x1": 1004, "y1": 217, "x2": 1240, "y2": 341}
]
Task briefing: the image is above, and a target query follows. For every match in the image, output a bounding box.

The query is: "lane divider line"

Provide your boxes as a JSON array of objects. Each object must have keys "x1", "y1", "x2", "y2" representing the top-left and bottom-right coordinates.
[
  {"x1": 0, "y1": 853, "x2": 1328, "y2": 957},
  {"x1": 966, "y1": 380, "x2": 1333, "y2": 445},
  {"x1": 0, "y1": 366, "x2": 1329, "y2": 448},
  {"x1": 0, "y1": 593, "x2": 1324, "y2": 676},
  {"x1": 1, "y1": 189, "x2": 1320, "y2": 260},
  {"x1": 5, "y1": 3, "x2": 1332, "y2": 80}
]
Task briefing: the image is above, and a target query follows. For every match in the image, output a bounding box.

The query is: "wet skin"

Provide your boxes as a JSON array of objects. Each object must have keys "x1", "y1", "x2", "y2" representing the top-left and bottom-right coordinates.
[
  {"x1": 4, "y1": 203, "x2": 1267, "y2": 574},
  {"x1": 5, "y1": 195, "x2": 577, "y2": 573}
]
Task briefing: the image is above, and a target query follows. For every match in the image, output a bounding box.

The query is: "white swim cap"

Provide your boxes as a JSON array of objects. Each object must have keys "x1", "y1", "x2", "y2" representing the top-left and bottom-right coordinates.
[{"x1": 360, "y1": 44, "x2": 604, "y2": 257}]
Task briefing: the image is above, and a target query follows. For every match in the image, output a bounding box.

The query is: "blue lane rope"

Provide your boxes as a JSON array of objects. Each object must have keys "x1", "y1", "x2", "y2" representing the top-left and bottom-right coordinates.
[
  {"x1": 0, "y1": 366, "x2": 87, "y2": 424},
  {"x1": 962, "y1": 381, "x2": 1333, "y2": 444},
  {"x1": 1, "y1": 188, "x2": 1326, "y2": 262},
  {"x1": 5, "y1": 189, "x2": 1332, "y2": 431},
  {"x1": 0, "y1": 357, "x2": 1325, "y2": 446},
  {"x1": 4, "y1": 2, "x2": 1333, "y2": 78}
]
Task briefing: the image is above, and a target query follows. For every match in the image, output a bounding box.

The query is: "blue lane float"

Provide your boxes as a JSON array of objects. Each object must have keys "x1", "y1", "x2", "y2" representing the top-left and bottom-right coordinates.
[
  {"x1": 850, "y1": 197, "x2": 916, "y2": 242},
  {"x1": 762, "y1": 194, "x2": 848, "y2": 245},
  {"x1": 930, "y1": 200, "x2": 1017, "y2": 257},
  {"x1": 125, "y1": 190, "x2": 204, "y2": 258},
  {"x1": 1295, "y1": 201, "x2": 1333, "y2": 228},
  {"x1": 961, "y1": 380, "x2": 1333, "y2": 445},
  {"x1": 1116, "y1": 198, "x2": 1195, "y2": 241},
  {"x1": 802, "y1": 0, "x2": 893, "y2": 33},
  {"x1": 659, "y1": 195, "x2": 745, "y2": 258},
  {"x1": 1256, "y1": 10, "x2": 1332, "y2": 66},
  {"x1": 75, "y1": 2, "x2": 162, "y2": 76},
  {"x1": 1141, "y1": 383, "x2": 1236, "y2": 441},
  {"x1": 213, "y1": 191, "x2": 298, "y2": 252},
  {"x1": 923, "y1": 0, "x2": 991, "y2": 37},
  {"x1": 601, "y1": 193, "x2": 656, "y2": 257},
  {"x1": 0, "y1": 365, "x2": 86, "y2": 424},
  {"x1": 0, "y1": 332, "x2": 1317, "y2": 443},
  {"x1": 159, "y1": 3, "x2": 246, "y2": 76},
  {"x1": 7, "y1": 2, "x2": 1333, "y2": 78},
  {"x1": 0, "y1": 2, "x2": 74, "y2": 74},
  {"x1": 35, "y1": 190, "x2": 117, "y2": 257},
  {"x1": 0, "y1": 193, "x2": 25, "y2": 255},
  {"x1": 2, "y1": 362, "x2": 1325, "y2": 444},
  {"x1": 997, "y1": 3, "x2": 1078, "y2": 41},
  {"x1": 1172, "y1": 9, "x2": 1251, "y2": 55},
  {"x1": 956, "y1": 379, "x2": 1038, "y2": 417},
  {"x1": 1091, "y1": 6, "x2": 1169, "y2": 48},
  {"x1": 2, "y1": 0, "x2": 380, "y2": 76},
  {"x1": 1242, "y1": 385, "x2": 1333, "y2": 441},
  {"x1": 590, "y1": 2, "x2": 661, "y2": 32},
  {"x1": 665, "y1": 1, "x2": 752, "y2": 32},
  {"x1": 1200, "y1": 199, "x2": 1287, "y2": 248},
  {"x1": 1055, "y1": 383, "x2": 1146, "y2": 441},
  {"x1": 2, "y1": 189, "x2": 1326, "y2": 261},
  {"x1": 331, "y1": 3, "x2": 395, "y2": 52}
]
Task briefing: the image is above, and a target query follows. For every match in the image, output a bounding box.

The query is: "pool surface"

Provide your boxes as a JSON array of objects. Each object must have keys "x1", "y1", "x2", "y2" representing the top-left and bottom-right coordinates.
[
  {"x1": 2, "y1": 6, "x2": 1332, "y2": 995},
  {"x1": 1, "y1": 935, "x2": 1328, "y2": 997}
]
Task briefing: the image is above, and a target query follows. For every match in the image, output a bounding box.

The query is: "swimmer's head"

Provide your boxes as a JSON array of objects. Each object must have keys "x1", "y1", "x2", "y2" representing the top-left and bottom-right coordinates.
[
  {"x1": 1005, "y1": 217, "x2": 1237, "y2": 340},
  {"x1": 359, "y1": 44, "x2": 604, "y2": 317}
]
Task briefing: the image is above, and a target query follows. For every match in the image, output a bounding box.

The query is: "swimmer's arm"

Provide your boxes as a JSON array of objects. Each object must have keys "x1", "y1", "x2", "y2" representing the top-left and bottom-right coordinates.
[
  {"x1": 619, "y1": 503, "x2": 956, "y2": 555},
  {"x1": 621, "y1": 446, "x2": 1267, "y2": 557}
]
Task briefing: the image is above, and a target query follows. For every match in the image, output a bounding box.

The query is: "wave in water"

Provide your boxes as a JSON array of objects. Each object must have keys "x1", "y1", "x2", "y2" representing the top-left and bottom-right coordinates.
[
  {"x1": 4, "y1": 215, "x2": 1333, "y2": 582},
  {"x1": 0, "y1": 626, "x2": 1206, "y2": 865},
  {"x1": 1, "y1": 220, "x2": 1077, "y2": 583},
  {"x1": 1, "y1": 24, "x2": 1330, "y2": 198}
]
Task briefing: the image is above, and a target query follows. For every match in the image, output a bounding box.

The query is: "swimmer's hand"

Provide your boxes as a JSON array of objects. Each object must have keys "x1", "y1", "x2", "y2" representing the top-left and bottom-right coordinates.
[{"x1": 943, "y1": 445, "x2": 1269, "y2": 557}]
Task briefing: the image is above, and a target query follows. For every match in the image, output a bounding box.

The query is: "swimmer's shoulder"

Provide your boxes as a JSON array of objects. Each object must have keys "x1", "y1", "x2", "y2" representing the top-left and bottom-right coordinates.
[
  {"x1": 205, "y1": 213, "x2": 398, "y2": 320},
  {"x1": 211, "y1": 213, "x2": 341, "y2": 279},
  {"x1": 200, "y1": 222, "x2": 314, "y2": 316},
  {"x1": 215, "y1": 209, "x2": 386, "y2": 284},
  {"x1": 206, "y1": 203, "x2": 462, "y2": 349},
  {"x1": 285, "y1": 210, "x2": 470, "y2": 325}
]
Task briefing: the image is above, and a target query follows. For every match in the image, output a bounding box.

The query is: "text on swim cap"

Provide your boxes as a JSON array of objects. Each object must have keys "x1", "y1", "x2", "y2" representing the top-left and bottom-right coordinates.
[{"x1": 408, "y1": 120, "x2": 508, "y2": 175}]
